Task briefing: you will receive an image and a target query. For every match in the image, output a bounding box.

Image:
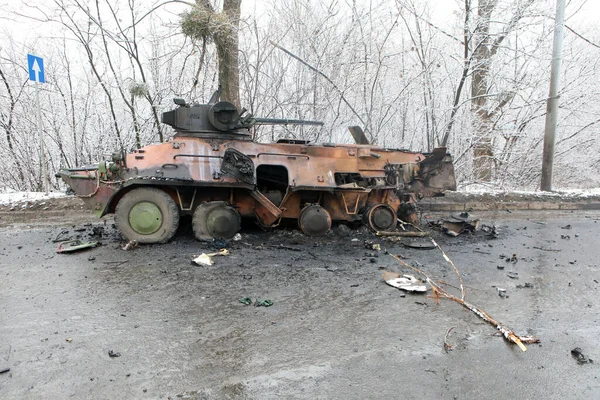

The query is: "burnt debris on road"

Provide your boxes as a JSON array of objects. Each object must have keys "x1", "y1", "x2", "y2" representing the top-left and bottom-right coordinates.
[{"x1": 1, "y1": 207, "x2": 600, "y2": 399}]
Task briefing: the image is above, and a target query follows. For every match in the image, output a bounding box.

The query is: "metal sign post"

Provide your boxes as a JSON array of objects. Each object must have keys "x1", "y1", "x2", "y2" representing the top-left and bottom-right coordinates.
[{"x1": 27, "y1": 54, "x2": 48, "y2": 194}]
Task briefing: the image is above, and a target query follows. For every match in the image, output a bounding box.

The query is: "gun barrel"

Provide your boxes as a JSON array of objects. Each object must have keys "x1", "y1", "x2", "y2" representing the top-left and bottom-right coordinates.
[{"x1": 253, "y1": 118, "x2": 324, "y2": 126}]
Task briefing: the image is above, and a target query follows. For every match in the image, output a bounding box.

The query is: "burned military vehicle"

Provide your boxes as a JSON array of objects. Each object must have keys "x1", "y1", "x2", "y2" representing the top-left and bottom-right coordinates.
[{"x1": 57, "y1": 92, "x2": 456, "y2": 244}]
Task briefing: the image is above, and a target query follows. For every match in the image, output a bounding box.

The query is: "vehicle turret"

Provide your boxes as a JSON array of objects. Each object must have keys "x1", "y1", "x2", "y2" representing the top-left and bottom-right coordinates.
[{"x1": 162, "y1": 91, "x2": 323, "y2": 138}]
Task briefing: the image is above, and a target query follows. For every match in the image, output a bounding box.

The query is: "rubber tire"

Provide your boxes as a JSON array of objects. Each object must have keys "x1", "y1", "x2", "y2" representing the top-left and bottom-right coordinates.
[
  {"x1": 192, "y1": 203, "x2": 222, "y2": 241},
  {"x1": 192, "y1": 202, "x2": 241, "y2": 240},
  {"x1": 115, "y1": 187, "x2": 179, "y2": 244}
]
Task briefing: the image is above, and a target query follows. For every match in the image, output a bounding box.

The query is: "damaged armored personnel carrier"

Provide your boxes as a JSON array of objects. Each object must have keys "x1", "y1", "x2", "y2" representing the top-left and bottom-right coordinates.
[{"x1": 57, "y1": 92, "x2": 456, "y2": 244}]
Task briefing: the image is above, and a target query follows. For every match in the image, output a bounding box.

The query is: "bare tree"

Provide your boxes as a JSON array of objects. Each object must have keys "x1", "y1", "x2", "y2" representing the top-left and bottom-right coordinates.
[
  {"x1": 469, "y1": 0, "x2": 535, "y2": 181},
  {"x1": 399, "y1": 1, "x2": 439, "y2": 151},
  {"x1": 0, "y1": 61, "x2": 27, "y2": 187},
  {"x1": 1, "y1": 0, "x2": 599, "y2": 192},
  {"x1": 54, "y1": 0, "x2": 125, "y2": 151}
]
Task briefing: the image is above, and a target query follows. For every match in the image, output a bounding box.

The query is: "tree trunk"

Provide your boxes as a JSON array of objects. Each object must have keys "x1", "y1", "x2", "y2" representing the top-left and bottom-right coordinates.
[
  {"x1": 471, "y1": 0, "x2": 497, "y2": 182},
  {"x1": 185, "y1": 0, "x2": 241, "y2": 107},
  {"x1": 216, "y1": 0, "x2": 241, "y2": 107}
]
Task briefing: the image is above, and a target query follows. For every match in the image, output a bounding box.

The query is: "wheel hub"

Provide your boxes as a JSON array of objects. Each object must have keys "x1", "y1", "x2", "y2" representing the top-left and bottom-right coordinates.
[
  {"x1": 298, "y1": 204, "x2": 331, "y2": 236},
  {"x1": 365, "y1": 204, "x2": 397, "y2": 232},
  {"x1": 206, "y1": 206, "x2": 241, "y2": 238},
  {"x1": 129, "y1": 202, "x2": 162, "y2": 235}
]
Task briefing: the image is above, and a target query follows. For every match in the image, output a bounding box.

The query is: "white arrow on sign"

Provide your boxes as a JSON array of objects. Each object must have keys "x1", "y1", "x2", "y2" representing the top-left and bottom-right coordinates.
[{"x1": 32, "y1": 59, "x2": 42, "y2": 82}]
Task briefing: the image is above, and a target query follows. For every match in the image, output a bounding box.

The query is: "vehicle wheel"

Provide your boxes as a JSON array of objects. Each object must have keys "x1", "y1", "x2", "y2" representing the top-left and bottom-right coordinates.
[
  {"x1": 363, "y1": 203, "x2": 397, "y2": 232},
  {"x1": 298, "y1": 204, "x2": 332, "y2": 236},
  {"x1": 192, "y1": 202, "x2": 241, "y2": 240},
  {"x1": 115, "y1": 187, "x2": 179, "y2": 244}
]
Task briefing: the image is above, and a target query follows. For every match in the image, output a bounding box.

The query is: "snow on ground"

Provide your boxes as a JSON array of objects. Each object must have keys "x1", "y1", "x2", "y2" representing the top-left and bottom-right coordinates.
[
  {"x1": 0, "y1": 190, "x2": 69, "y2": 206},
  {"x1": 458, "y1": 183, "x2": 600, "y2": 198}
]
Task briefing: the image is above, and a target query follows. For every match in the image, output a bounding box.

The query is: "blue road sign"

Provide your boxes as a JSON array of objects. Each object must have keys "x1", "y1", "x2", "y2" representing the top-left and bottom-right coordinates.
[{"x1": 27, "y1": 54, "x2": 45, "y2": 83}]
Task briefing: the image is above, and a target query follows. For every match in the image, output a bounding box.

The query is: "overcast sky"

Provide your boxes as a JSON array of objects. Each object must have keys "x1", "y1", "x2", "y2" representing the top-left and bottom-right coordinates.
[
  {"x1": 4, "y1": 0, "x2": 599, "y2": 40},
  {"x1": 1, "y1": 0, "x2": 598, "y2": 65}
]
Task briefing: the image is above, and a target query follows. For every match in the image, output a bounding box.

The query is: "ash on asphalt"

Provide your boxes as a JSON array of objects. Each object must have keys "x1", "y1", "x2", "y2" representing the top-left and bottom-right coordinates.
[{"x1": 1, "y1": 210, "x2": 600, "y2": 399}]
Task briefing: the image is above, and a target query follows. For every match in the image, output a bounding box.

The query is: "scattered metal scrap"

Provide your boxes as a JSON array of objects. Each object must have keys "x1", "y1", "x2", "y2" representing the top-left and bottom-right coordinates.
[
  {"x1": 507, "y1": 272, "x2": 519, "y2": 279},
  {"x1": 108, "y1": 350, "x2": 121, "y2": 358},
  {"x1": 254, "y1": 299, "x2": 273, "y2": 307},
  {"x1": 403, "y1": 240, "x2": 436, "y2": 250},
  {"x1": 423, "y1": 212, "x2": 483, "y2": 237},
  {"x1": 500, "y1": 254, "x2": 518, "y2": 263},
  {"x1": 481, "y1": 224, "x2": 498, "y2": 239},
  {"x1": 441, "y1": 212, "x2": 480, "y2": 237},
  {"x1": 387, "y1": 237, "x2": 540, "y2": 352},
  {"x1": 382, "y1": 271, "x2": 428, "y2": 292},
  {"x1": 516, "y1": 283, "x2": 534, "y2": 289},
  {"x1": 571, "y1": 347, "x2": 593, "y2": 364},
  {"x1": 239, "y1": 298, "x2": 273, "y2": 307},
  {"x1": 362, "y1": 241, "x2": 382, "y2": 251},
  {"x1": 376, "y1": 231, "x2": 430, "y2": 237},
  {"x1": 533, "y1": 246, "x2": 560, "y2": 252},
  {"x1": 56, "y1": 240, "x2": 99, "y2": 253}
]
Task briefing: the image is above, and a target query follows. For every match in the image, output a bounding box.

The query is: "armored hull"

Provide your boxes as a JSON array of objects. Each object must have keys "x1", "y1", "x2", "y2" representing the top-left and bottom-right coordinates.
[{"x1": 58, "y1": 96, "x2": 456, "y2": 243}]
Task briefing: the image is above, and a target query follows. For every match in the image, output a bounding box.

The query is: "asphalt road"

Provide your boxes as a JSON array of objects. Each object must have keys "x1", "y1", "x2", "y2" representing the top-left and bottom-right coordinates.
[{"x1": 1, "y1": 211, "x2": 599, "y2": 399}]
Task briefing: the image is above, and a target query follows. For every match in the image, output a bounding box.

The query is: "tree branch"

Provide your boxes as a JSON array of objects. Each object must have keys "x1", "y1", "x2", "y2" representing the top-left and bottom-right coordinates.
[
  {"x1": 565, "y1": 25, "x2": 600, "y2": 50},
  {"x1": 270, "y1": 40, "x2": 367, "y2": 132},
  {"x1": 490, "y1": 0, "x2": 535, "y2": 57},
  {"x1": 396, "y1": 0, "x2": 464, "y2": 45}
]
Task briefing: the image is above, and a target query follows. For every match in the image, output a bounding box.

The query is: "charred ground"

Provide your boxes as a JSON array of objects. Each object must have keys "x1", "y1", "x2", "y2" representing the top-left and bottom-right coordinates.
[{"x1": 1, "y1": 197, "x2": 599, "y2": 399}]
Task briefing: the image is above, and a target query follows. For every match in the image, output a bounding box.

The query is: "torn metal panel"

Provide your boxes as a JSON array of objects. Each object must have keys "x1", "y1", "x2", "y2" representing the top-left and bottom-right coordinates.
[
  {"x1": 442, "y1": 212, "x2": 480, "y2": 236},
  {"x1": 382, "y1": 271, "x2": 428, "y2": 292},
  {"x1": 403, "y1": 240, "x2": 436, "y2": 249},
  {"x1": 56, "y1": 240, "x2": 98, "y2": 253}
]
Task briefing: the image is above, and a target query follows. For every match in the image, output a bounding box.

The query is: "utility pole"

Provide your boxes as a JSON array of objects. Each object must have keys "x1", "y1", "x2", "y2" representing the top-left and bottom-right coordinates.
[{"x1": 541, "y1": 0, "x2": 566, "y2": 192}]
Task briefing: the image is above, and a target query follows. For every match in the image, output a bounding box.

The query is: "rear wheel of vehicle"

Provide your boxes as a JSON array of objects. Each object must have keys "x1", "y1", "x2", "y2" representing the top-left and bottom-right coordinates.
[
  {"x1": 363, "y1": 203, "x2": 397, "y2": 232},
  {"x1": 192, "y1": 202, "x2": 241, "y2": 240},
  {"x1": 298, "y1": 204, "x2": 332, "y2": 236},
  {"x1": 115, "y1": 187, "x2": 179, "y2": 244}
]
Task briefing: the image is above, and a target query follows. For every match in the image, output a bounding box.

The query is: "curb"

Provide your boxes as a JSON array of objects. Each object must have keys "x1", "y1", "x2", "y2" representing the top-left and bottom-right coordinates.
[
  {"x1": 418, "y1": 201, "x2": 600, "y2": 212},
  {"x1": 0, "y1": 210, "x2": 88, "y2": 218}
]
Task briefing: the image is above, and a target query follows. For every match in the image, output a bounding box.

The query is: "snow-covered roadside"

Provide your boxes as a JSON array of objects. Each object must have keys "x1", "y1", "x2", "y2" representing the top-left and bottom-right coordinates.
[
  {"x1": 0, "y1": 190, "x2": 70, "y2": 207},
  {"x1": 458, "y1": 184, "x2": 600, "y2": 198}
]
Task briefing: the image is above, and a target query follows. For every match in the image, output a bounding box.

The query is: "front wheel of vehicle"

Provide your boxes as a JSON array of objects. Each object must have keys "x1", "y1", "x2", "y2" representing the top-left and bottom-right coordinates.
[{"x1": 115, "y1": 187, "x2": 179, "y2": 244}]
